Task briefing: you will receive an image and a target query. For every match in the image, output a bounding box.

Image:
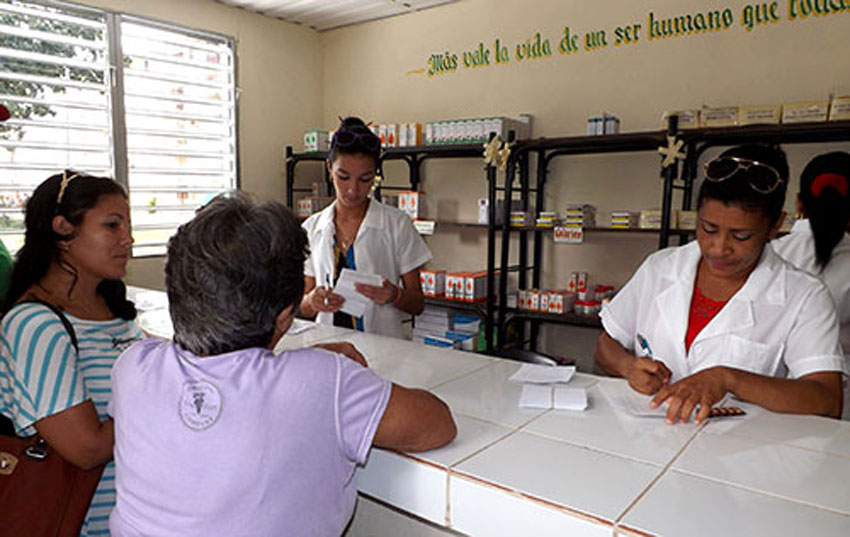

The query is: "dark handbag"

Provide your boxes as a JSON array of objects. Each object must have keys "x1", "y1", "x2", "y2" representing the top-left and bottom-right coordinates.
[
  {"x1": 0, "y1": 300, "x2": 106, "y2": 537},
  {"x1": 0, "y1": 436, "x2": 105, "y2": 537}
]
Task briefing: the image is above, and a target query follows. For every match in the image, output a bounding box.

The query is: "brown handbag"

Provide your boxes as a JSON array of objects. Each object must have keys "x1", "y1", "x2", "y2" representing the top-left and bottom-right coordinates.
[
  {"x1": 0, "y1": 300, "x2": 106, "y2": 537},
  {"x1": 0, "y1": 435, "x2": 105, "y2": 537}
]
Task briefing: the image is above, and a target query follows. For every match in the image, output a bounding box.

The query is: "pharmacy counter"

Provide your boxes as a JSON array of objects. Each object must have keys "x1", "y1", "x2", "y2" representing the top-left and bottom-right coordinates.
[{"x1": 126, "y1": 288, "x2": 850, "y2": 536}]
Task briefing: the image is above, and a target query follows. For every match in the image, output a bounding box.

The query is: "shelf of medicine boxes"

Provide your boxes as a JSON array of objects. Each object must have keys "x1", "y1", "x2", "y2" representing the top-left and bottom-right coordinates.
[
  {"x1": 493, "y1": 123, "x2": 689, "y2": 353},
  {"x1": 423, "y1": 296, "x2": 602, "y2": 329},
  {"x1": 284, "y1": 142, "x2": 488, "y2": 210},
  {"x1": 286, "y1": 141, "x2": 511, "y2": 353},
  {"x1": 491, "y1": 118, "x2": 850, "y2": 353}
]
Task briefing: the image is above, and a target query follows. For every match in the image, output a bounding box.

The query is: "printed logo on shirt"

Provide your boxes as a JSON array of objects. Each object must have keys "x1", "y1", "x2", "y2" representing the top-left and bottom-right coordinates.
[
  {"x1": 112, "y1": 335, "x2": 141, "y2": 352},
  {"x1": 178, "y1": 380, "x2": 222, "y2": 431}
]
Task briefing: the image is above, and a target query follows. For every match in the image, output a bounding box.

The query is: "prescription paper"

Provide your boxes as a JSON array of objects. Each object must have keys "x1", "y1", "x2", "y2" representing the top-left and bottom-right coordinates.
[
  {"x1": 599, "y1": 379, "x2": 668, "y2": 417},
  {"x1": 509, "y1": 364, "x2": 576, "y2": 384},
  {"x1": 333, "y1": 268, "x2": 383, "y2": 317}
]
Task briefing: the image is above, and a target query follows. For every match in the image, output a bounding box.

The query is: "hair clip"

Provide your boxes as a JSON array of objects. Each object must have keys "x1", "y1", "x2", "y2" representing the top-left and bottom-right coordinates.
[
  {"x1": 56, "y1": 170, "x2": 80, "y2": 207},
  {"x1": 811, "y1": 172, "x2": 848, "y2": 198}
]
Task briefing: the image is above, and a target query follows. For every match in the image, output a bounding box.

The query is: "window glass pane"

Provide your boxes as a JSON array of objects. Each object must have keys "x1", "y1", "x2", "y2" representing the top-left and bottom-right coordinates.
[
  {"x1": 0, "y1": 0, "x2": 110, "y2": 252},
  {"x1": 121, "y1": 19, "x2": 237, "y2": 257}
]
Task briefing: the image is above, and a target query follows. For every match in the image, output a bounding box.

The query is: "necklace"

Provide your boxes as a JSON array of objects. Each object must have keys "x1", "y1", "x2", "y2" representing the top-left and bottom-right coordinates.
[
  {"x1": 334, "y1": 208, "x2": 364, "y2": 252},
  {"x1": 335, "y1": 221, "x2": 358, "y2": 251}
]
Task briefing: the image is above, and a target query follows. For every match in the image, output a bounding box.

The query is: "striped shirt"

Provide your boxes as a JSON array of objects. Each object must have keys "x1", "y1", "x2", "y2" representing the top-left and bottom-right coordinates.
[{"x1": 0, "y1": 302, "x2": 143, "y2": 537}]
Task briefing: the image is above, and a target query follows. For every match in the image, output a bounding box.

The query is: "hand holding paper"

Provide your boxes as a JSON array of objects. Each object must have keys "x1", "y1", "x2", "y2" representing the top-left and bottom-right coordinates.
[{"x1": 333, "y1": 268, "x2": 383, "y2": 317}]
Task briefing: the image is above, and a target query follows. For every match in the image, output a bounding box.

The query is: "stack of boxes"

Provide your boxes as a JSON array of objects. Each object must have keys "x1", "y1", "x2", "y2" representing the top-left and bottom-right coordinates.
[
  {"x1": 586, "y1": 113, "x2": 621, "y2": 136},
  {"x1": 563, "y1": 204, "x2": 597, "y2": 228},
  {"x1": 510, "y1": 211, "x2": 534, "y2": 228},
  {"x1": 663, "y1": 96, "x2": 850, "y2": 129},
  {"x1": 413, "y1": 306, "x2": 479, "y2": 351},
  {"x1": 424, "y1": 114, "x2": 532, "y2": 145},
  {"x1": 296, "y1": 182, "x2": 333, "y2": 218},
  {"x1": 611, "y1": 211, "x2": 639, "y2": 229},
  {"x1": 535, "y1": 211, "x2": 558, "y2": 228}
]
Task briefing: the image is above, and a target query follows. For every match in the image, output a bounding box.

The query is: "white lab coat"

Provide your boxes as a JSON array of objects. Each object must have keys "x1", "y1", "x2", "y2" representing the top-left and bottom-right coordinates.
[
  {"x1": 302, "y1": 199, "x2": 432, "y2": 338},
  {"x1": 772, "y1": 220, "x2": 850, "y2": 356},
  {"x1": 600, "y1": 241, "x2": 845, "y2": 383},
  {"x1": 773, "y1": 219, "x2": 850, "y2": 419}
]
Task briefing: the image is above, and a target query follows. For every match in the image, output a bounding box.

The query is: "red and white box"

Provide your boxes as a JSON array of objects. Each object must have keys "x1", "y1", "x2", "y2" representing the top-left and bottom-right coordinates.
[
  {"x1": 463, "y1": 271, "x2": 490, "y2": 303},
  {"x1": 398, "y1": 191, "x2": 425, "y2": 220},
  {"x1": 548, "y1": 290, "x2": 575, "y2": 314},
  {"x1": 529, "y1": 290, "x2": 540, "y2": 311},
  {"x1": 445, "y1": 272, "x2": 466, "y2": 300},
  {"x1": 539, "y1": 290, "x2": 551, "y2": 312},
  {"x1": 518, "y1": 289, "x2": 529, "y2": 310},
  {"x1": 567, "y1": 272, "x2": 578, "y2": 293},
  {"x1": 577, "y1": 272, "x2": 588, "y2": 292},
  {"x1": 420, "y1": 270, "x2": 446, "y2": 297}
]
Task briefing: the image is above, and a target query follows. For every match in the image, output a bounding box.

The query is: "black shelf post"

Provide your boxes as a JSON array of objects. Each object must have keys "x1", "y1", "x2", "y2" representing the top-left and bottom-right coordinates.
[
  {"x1": 285, "y1": 145, "x2": 294, "y2": 209},
  {"x1": 485, "y1": 134, "x2": 498, "y2": 352},
  {"x1": 659, "y1": 115, "x2": 680, "y2": 249}
]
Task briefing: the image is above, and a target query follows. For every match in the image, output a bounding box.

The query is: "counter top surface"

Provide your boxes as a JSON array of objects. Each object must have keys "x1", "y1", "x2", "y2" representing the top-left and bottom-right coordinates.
[{"x1": 125, "y1": 287, "x2": 850, "y2": 536}]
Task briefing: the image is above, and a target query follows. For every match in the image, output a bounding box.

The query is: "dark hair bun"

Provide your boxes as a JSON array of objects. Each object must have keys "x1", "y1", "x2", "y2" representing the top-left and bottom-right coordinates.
[{"x1": 339, "y1": 116, "x2": 368, "y2": 130}]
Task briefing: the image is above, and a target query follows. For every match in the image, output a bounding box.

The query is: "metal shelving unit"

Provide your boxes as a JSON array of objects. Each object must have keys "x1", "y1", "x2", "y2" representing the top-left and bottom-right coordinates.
[{"x1": 284, "y1": 118, "x2": 850, "y2": 355}]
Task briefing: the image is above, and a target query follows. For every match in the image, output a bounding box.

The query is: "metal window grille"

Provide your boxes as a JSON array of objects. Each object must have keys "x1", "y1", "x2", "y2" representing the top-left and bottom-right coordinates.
[{"x1": 0, "y1": 0, "x2": 238, "y2": 256}]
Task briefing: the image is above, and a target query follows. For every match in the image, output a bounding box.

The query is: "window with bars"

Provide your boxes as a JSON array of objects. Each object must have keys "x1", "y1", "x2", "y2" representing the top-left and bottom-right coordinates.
[{"x1": 0, "y1": 0, "x2": 237, "y2": 256}]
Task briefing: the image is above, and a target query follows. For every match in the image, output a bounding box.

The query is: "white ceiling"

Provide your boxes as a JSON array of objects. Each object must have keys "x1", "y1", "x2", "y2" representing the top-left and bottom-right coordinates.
[{"x1": 217, "y1": 0, "x2": 459, "y2": 31}]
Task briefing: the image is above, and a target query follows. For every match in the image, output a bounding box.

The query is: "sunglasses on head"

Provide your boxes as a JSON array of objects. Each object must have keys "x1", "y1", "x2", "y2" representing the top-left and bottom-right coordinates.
[
  {"x1": 331, "y1": 128, "x2": 380, "y2": 153},
  {"x1": 704, "y1": 156, "x2": 784, "y2": 194}
]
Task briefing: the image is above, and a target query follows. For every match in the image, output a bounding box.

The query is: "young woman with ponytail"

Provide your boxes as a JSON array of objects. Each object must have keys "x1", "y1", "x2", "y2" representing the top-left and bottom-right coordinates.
[
  {"x1": 0, "y1": 170, "x2": 142, "y2": 536},
  {"x1": 773, "y1": 151, "x2": 850, "y2": 418}
]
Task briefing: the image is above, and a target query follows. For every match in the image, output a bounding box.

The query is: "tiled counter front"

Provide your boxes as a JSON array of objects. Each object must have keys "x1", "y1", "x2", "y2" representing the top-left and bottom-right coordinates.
[{"x1": 126, "y1": 288, "x2": 850, "y2": 536}]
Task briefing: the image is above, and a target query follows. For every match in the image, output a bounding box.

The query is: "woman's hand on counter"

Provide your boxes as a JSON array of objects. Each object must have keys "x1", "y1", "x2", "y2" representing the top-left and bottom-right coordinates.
[
  {"x1": 651, "y1": 366, "x2": 730, "y2": 424},
  {"x1": 314, "y1": 341, "x2": 368, "y2": 368},
  {"x1": 626, "y1": 356, "x2": 672, "y2": 396}
]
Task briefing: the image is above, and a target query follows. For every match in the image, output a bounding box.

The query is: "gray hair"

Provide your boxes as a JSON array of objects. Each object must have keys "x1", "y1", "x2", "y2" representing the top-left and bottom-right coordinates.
[{"x1": 165, "y1": 191, "x2": 309, "y2": 355}]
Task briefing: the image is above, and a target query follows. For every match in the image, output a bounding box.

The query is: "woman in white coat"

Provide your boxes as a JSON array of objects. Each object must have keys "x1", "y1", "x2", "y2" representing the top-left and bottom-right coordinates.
[
  {"x1": 596, "y1": 144, "x2": 844, "y2": 424},
  {"x1": 299, "y1": 117, "x2": 432, "y2": 338},
  {"x1": 772, "y1": 151, "x2": 850, "y2": 418}
]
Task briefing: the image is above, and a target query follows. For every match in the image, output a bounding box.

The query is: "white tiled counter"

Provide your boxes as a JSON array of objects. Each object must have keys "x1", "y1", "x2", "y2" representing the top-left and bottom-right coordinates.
[
  {"x1": 321, "y1": 329, "x2": 850, "y2": 537},
  {"x1": 124, "y1": 288, "x2": 850, "y2": 536}
]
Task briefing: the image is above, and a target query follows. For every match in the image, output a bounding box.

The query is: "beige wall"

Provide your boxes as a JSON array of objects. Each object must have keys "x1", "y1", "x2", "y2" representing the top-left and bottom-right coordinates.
[
  {"x1": 320, "y1": 0, "x2": 850, "y2": 362},
  {"x1": 77, "y1": 0, "x2": 324, "y2": 289}
]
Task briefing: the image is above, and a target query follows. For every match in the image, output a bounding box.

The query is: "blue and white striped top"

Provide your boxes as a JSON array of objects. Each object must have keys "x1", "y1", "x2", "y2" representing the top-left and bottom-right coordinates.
[{"x1": 0, "y1": 302, "x2": 143, "y2": 537}]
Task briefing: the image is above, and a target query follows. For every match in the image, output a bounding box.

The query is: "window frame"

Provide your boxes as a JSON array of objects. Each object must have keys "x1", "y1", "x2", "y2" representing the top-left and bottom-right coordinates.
[{"x1": 0, "y1": 0, "x2": 240, "y2": 258}]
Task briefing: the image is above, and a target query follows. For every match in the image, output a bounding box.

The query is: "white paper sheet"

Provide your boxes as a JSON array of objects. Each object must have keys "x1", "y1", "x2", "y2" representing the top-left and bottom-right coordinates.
[
  {"x1": 509, "y1": 363, "x2": 576, "y2": 384},
  {"x1": 553, "y1": 387, "x2": 588, "y2": 410},
  {"x1": 519, "y1": 384, "x2": 552, "y2": 409},
  {"x1": 599, "y1": 379, "x2": 668, "y2": 417},
  {"x1": 333, "y1": 268, "x2": 383, "y2": 318},
  {"x1": 599, "y1": 379, "x2": 732, "y2": 418}
]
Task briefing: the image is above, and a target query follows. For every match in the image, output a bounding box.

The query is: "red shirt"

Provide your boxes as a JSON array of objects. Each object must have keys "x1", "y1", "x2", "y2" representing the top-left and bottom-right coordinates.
[{"x1": 685, "y1": 284, "x2": 728, "y2": 353}]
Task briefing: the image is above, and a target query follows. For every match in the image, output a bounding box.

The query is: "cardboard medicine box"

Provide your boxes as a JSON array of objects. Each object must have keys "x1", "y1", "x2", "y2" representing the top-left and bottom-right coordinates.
[
  {"x1": 420, "y1": 270, "x2": 446, "y2": 297},
  {"x1": 738, "y1": 105, "x2": 781, "y2": 125},
  {"x1": 782, "y1": 101, "x2": 829, "y2": 123},
  {"x1": 398, "y1": 191, "x2": 425, "y2": 219},
  {"x1": 303, "y1": 129, "x2": 329, "y2": 152}
]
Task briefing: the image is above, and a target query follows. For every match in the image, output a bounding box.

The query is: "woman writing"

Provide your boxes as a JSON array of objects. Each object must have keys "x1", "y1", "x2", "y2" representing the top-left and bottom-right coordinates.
[
  {"x1": 595, "y1": 145, "x2": 844, "y2": 424},
  {"x1": 300, "y1": 117, "x2": 431, "y2": 338},
  {"x1": 0, "y1": 171, "x2": 141, "y2": 536},
  {"x1": 773, "y1": 151, "x2": 850, "y2": 418}
]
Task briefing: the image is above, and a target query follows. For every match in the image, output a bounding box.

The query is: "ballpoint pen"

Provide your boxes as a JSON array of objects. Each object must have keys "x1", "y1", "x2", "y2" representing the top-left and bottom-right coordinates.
[{"x1": 324, "y1": 274, "x2": 331, "y2": 306}]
